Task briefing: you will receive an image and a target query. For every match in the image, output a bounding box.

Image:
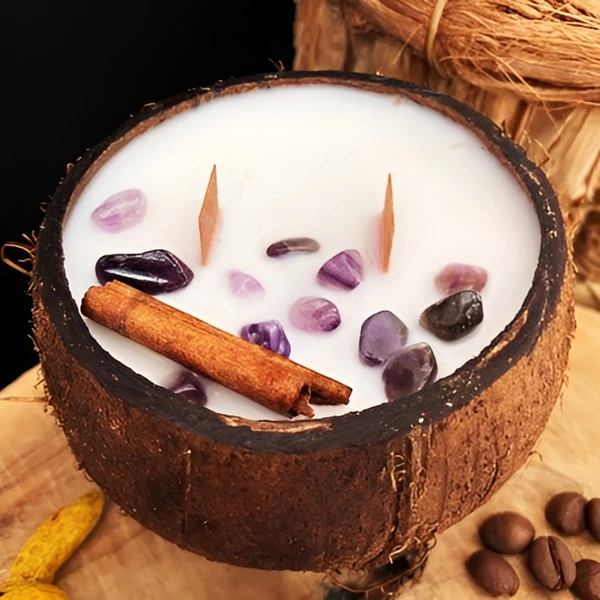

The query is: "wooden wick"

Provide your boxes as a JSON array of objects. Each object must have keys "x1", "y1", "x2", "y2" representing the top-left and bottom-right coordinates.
[
  {"x1": 81, "y1": 281, "x2": 352, "y2": 419},
  {"x1": 380, "y1": 174, "x2": 395, "y2": 272},
  {"x1": 198, "y1": 165, "x2": 219, "y2": 266}
]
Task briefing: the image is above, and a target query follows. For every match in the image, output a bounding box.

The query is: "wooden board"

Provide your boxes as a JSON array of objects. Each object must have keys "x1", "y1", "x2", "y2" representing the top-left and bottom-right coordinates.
[{"x1": 1, "y1": 305, "x2": 599, "y2": 599}]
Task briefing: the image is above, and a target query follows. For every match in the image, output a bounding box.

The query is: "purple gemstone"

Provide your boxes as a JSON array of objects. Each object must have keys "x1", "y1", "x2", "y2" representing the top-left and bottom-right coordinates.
[
  {"x1": 289, "y1": 297, "x2": 341, "y2": 333},
  {"x1": 359, "y1": 310, "x2": 408, "y2": 366},
  {"x1": 382, "y1": 343, "x2": 438, "y2": 401},
  {"x1": 317, "y1": 250, "x2": 364, "y2": 291},
  {"x1": 435, "y1": 263, "x2": 488, "y2": 296},
  {"x1": 266, "y1": 237, "x2": 320, "y2": 258},
  {"x1": 91, "y1": 189, "x2": 147, "y2": 232},
  {"x1": 95, "y1": 249, "x2": 194, "y2": 295},
  {"x1": 165, "y1": 370, "x2": 207, "y2": 406},
  {"x1": 240, "y1": 320, "x2": 291, "y2": 357},
  {"x1": 420, "y1": 290, "x2": 484, "y2": 341},
  {"x1": 227, "y1": 270, "x2": 264, "y2": 297}
]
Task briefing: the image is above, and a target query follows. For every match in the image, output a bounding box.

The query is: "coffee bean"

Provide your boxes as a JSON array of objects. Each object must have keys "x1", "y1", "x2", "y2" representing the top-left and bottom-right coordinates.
[
  {"x1": 572, "y1": 559, "x2": 600, "y2": 600},
  {"x1": 479, "y1": 511, "x2": 535, "y2": 554},
  {"x1": 545, "y1": 491, "x2": 587, "y2": 535},
  {"x1": 466, "y1": 549, "x2": 519, "y2": 597},
  {"x1": 586, "y1": 498, "x2": 600, "y2": 542},
  {"x1": 528, "y1": 535, "x2": 576, "y2": 590}
]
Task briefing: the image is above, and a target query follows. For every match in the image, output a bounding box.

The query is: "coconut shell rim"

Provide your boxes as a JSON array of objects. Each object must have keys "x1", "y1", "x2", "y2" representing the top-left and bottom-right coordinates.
[{"x1": 34, "y1": 70, "x2": 567, "y2": 454}]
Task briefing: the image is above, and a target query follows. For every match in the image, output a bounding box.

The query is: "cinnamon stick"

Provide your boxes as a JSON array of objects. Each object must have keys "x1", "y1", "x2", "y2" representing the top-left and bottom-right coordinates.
[
  {"x1": 380, "y1": 174, "x2": 395, "y2": 272},
  {"x1": 81, "y1": 281, "x2": 352, "y2": 418}
]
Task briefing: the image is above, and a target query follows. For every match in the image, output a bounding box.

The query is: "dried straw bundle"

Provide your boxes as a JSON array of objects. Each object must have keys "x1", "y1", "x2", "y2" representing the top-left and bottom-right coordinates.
[{"x1": 294, "y1": 0, "x2": 600, "y2": 281}]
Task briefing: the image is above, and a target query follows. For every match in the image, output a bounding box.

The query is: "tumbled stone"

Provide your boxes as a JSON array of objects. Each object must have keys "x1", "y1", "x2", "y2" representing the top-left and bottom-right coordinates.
[
  {"x1": 317, "y1": 249, "x2": 364, "y2": 291},
  {"x1": 240, "y1": 320, "x2": 291, "y2": 357},
  {"x1": 435, "y1": 263, "x2": 488, "y2": 295},
  {"x1": 420, "y1": 290, "x2": 483, "y2": 341},
  {"x1": 289, "y1": 297, "x2": 341, "y2": 333},
  {"x1": 91, "y1": 188, "x2": 147, "y2": 232},
  {"x1": 95, "y1": 249, "x2": 194, "y2": 295},
  {"x1": 266, "y1": 237, "x2": 320, "y2": 258},
  {"x1": 359, "y1": 310, "x2": 408, "y2": 366},
  {"x1": 382, "y1": 343, "x2": 437, "y2": 401},
  {"x1": 227, "y1": 270, "x2": 264, "y2": 297},
  {"x1": 165, "y1": 370, "x2": 207, "y2": 406}
]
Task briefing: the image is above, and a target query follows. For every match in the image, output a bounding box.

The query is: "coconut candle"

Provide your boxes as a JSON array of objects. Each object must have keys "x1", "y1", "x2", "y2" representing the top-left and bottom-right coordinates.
[
  {"x1": 62, "y1": 80, "x2": 539, "y2": 420},
  {"x1": 33, "y1": 73, "x2": 571, "y2": 572}
]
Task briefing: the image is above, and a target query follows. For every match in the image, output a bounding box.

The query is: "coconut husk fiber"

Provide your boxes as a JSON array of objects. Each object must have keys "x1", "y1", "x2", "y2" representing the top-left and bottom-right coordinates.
[{"x1": 293, "y1": 0, "x2": 600, "y2": 282}]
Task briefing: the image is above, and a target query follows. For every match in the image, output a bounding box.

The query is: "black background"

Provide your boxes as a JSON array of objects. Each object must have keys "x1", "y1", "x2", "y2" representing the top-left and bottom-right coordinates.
[{"x1": 1, "y1": 1, "x2": 296, "y2": 388}]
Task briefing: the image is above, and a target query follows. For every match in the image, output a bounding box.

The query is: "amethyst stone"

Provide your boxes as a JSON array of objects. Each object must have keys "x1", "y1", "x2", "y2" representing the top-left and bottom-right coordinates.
[
  {"x1": 91, "y1": 188, "x2": 147, "y2": 232},
  {"x1": 359, "y1": 310, "x2": 408, "y2": 366},
  {"x1": 420, "y1": 290, "x2": 484, "y2": 341},
  {"x1": 266, "y1": 237, "x2": 320, "y2": 258},
  {"x1": 289, "y1": 297, "x2": 341, "y2": 333},
  {"x1": 165, "y1": 370, "x2": 207, "y2": 406},
  {"x1": 317, "y1": 250, "x2": 364, "y2": 290},
  {"x1": 435, "y1": 263, "x2": 488, "y2": 296},
  {"x1": 240, "y1": 320, "x2": 291, "y2": 357},
  {"x1": 227, "y1": 270, "x2": 264, "y2": 297},
  {"x1": 382, "y1": 343, "x2": 438, "y2": 401},
  {"x1": 95, "y1": 249, "x2": 194, "y2": 295}
]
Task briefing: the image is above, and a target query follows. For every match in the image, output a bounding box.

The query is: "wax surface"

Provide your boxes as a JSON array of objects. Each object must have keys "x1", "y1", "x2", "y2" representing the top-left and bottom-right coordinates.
[{"x1": 63, "y1": 84, "x2": 541, "y2": 420}]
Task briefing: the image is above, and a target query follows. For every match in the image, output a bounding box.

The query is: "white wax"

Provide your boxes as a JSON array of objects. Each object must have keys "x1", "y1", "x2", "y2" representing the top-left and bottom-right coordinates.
[{"x1": 63, "y1": 84, "x2": 540, "y2": 421}]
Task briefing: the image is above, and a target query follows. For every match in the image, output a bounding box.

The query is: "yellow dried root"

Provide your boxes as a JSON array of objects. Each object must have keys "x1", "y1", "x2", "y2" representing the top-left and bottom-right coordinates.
[
  {"x1": 0, "y1": 581, "x2": 68, "y2": 599},
  {"x1": 6, "y1": 491, "x2": 104, "y2": 585}
]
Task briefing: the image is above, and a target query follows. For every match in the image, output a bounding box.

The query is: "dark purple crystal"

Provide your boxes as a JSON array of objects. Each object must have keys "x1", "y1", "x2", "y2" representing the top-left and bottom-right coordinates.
[
  {"x1": 382, "y1": 343, "x2": 437, "y2": 401},
  {"x1": 266, "y1": 237, "x2": 320, "y2": 258},
  {"x1": 420, "y1": 290, "x2": 484, "y2": 341},
  {"x1": 240, "y1": 320, "x2": 291, "y2": 357},
  {"x1": 165, "y1": 370, "x2": 207, "y2": 406},
  {"x1": 317, "y1": 249, "x2": 364, "y2": 290},
  {"x1": 95, "y1": 249, "x2": 194, "y2": 295},
  {"x1": 359, "y1": 310, "x2": 408, "y2": 366},
  {"x1": 289, "y1": 297, "x2": 341, "y2": 333}
]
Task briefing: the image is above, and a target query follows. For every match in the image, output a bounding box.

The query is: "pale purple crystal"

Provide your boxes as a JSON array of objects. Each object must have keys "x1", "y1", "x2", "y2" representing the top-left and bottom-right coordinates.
[
  {"x1": 317, "y1": 249, "x2": 364, "y2": 290},
  {"x1": 435, "y1": 263, "x2": 488, "y2": 296},
  {"x1": 95, "y1": 249, "x2": 194, "y2": 295},
  {"x1": 266, "y1": 237, "x2": 320, "y2": 258},
  {"x1": 289, "y1": 297, "x2": 341, "y2": 333},
  {"x1": 227, "y1": 270, "x2": 264, "y2": 297},
  {"x1": 359, "y1": 310, "x2": 408, "y2": 366},
  {"x1": 91, "y1": 188, "x2": 147, "y2": 232},
  {"x1": 240, "y1": 320, "x2": 291, "y2": 357},
  {"x1": 165, "y1": 370, "x2": 207, "y2": 406},
  {"x1": 382, "y1": 343, "x2": 438, "y2": 401}
]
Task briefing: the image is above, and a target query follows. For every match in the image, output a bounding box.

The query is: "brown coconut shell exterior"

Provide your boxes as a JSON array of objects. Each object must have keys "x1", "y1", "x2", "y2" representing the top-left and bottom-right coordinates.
[{"x1": 32, "y1": 72, "x2": 574, "y2": 572}]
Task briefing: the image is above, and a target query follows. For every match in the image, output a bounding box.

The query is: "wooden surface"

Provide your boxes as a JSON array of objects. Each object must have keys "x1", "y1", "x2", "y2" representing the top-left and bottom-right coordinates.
[{"x1": 1, "y1": 305, "x2": 599, "y2": 599}]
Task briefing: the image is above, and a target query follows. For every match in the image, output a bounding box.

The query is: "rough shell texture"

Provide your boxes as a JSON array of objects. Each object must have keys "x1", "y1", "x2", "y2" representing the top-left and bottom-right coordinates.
[{"x1": 32, "y1": 72, "x2": 574, "y2": 572}]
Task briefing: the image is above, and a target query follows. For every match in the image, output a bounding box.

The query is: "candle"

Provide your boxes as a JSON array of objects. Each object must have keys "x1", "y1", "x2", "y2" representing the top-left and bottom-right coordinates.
[
  {"x1": 32, "y1": 73, "x2": 571, "y2": 573},
  {"x1": 62, "y1": 81, "x2": 539, "y2": 420}
]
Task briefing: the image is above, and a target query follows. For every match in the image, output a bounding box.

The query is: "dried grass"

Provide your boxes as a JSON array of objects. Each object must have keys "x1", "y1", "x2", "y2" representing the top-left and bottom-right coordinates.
[{"x1": 346, "y1": 0, "x2": 600, "y2": 103}]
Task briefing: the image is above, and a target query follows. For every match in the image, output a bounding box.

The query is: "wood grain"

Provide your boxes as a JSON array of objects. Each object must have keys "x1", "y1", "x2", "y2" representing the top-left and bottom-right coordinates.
[{"x1": 1, "y1": 305, "x2": 599, "y2": 599}]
